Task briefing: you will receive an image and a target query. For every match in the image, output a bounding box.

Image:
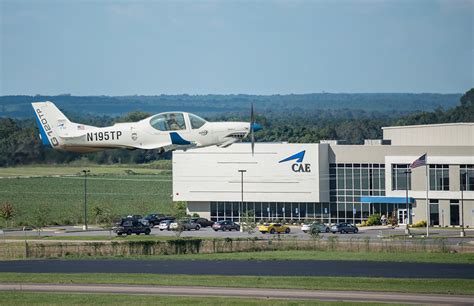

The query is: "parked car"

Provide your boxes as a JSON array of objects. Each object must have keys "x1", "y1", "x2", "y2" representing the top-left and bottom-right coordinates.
[
  {"x1": 126, "y1": 214, "x2": 143, "y2": 220},
  {"x1": 212, "y1": 220, "x2": 240, "y2": 231},
  {"x1": 330, "y1": 223, "x2": 359, "y2": 234},
  {"x1": 158, "y1": 220, "x2": 173, "y2": 231},
  {"x1": 113, "y1": 219, "x2": 151, "y2": 236},
  {"x1": 141, "y1": 214, "x2": 175, "y2": 227},
  {"x1": 170, "y1": 219, "x2": 201, "y2": 231},
  {"x1": 190, "y1": 217, "x2": 214, "y2": 228},
  {"x1": 304, "y1": 222, "x2": 330, "y2": 234},
  {"x1": 258, "y1": 223, "x2": 290, "y2": 234}
]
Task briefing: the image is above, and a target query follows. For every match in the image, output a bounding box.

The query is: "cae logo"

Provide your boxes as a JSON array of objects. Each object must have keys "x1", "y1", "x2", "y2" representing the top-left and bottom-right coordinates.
[{"x1": 279, "y1": 150, "x2": 311, "y2": 173}]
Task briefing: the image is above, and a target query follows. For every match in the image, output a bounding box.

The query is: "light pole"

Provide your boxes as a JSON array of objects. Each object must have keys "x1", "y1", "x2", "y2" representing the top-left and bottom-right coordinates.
[
  {"x1": 461, "y1": 172, "x2": 467, "y2": 237},
  {"x1": 82, "y1": 170, "x2": 90, "y2": 230},
  {"x1": 404, "y1": 169, "x2": 411, "y2": 235},
  {"x1": 238, "y1": 169, "x2": 246, "y2": 232}
]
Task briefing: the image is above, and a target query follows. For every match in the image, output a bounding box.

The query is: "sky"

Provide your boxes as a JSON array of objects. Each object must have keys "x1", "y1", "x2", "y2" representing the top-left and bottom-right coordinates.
[{"x1": 0, "y1": 0, "x2": 473, "y2": 95}]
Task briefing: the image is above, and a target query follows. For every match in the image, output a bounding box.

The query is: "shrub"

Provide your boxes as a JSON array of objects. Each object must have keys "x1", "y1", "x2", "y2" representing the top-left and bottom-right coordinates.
[
  {"x1": 366, "y1": 214, "x2": 381, "y2": 226},
  {"x1": 0, "y1": 202, "x2": 15, "y2": 228},
  {"x1": 411, "y1": 220, "x2": 427, "y2": 228}
]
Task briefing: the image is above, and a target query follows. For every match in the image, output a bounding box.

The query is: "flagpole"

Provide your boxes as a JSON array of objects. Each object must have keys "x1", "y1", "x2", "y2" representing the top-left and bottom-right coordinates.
[{"x1": 425, "y1": 163, "x2": 429, "y2": 237}]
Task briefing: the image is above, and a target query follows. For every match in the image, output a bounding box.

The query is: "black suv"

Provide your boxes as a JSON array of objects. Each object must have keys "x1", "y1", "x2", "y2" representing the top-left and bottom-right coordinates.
[
  {"x1": 114, "y1": 219, "x2": 151, "y2": 236},
  {"x1": 141, "y1": 214, "x2": 176, "y2": 227},
  {"x1": 190, "y1": 217, "x2": 214, "y2": 228}
]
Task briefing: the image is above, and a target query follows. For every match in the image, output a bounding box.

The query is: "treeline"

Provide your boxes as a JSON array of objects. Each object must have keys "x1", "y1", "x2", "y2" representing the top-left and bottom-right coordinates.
[
  {"x1": 0, "y1": 89, "x2": 472, "y2": 167},
  {"x1": 0, "y1": 92, "x2": 462, "y2": 118}
]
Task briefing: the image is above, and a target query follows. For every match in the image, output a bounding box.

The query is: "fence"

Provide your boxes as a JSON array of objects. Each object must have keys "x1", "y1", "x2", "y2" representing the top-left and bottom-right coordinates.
[{"x1": 1, "y1": 236, "x2": 470, "y2": 260}]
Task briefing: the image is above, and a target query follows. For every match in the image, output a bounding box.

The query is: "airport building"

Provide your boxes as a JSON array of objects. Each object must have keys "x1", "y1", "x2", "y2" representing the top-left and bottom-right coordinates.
[{"x1": 173, "y1": 123, "x2": 474, "y2": 226}]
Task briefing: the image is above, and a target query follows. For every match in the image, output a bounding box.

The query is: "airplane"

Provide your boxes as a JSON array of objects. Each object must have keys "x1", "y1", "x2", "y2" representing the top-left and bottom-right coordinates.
[{"x1": 32, "y1": 101, "x2": 262, "y2": 154}]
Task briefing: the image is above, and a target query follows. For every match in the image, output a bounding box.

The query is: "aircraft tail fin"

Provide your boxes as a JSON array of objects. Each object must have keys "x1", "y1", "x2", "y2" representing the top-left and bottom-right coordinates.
[{"x1": 31, "y1": 101, "x2": 72, "y2": 148}]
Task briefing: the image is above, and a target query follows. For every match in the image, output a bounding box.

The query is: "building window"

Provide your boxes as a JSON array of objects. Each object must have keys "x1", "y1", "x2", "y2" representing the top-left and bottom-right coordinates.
[
  {"x1": 429, "y1": 164, "x2": 449, "y2": 191},
  {"x1": 460, "y1": 165, "x2": 474, "y2": 191},
  {"x1": 392, "y1": 164, "x2": 411, "y2": 190},
  {"x1": 429, "y1": 199, "x2": 439, "y2": 226},
  {"x1": 450, "y1": 200, "x2": 460, "y2": 226},
  {"x1": 330, "y1": 163, "x2": 385, "y2": 223}
]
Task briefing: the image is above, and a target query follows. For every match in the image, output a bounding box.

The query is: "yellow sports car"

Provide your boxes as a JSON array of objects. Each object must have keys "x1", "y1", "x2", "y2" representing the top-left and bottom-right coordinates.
[{"x1": 258, "y1": 223, "x2": 291, "y2": 234}]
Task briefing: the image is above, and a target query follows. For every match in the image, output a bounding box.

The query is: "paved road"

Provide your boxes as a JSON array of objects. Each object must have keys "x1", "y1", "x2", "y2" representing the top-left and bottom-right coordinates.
[
  {"x1": 1, "y1": 283, "x2": 473, "y2": 304},
  {"x1": 1, "y1": 259, "x2": 473, "y2": 279}
]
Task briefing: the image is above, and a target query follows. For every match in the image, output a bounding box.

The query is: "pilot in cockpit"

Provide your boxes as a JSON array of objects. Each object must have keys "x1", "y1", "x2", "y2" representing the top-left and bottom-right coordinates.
[{"x1": 167, "y1": 114, "x2": 182, "y2": 130}]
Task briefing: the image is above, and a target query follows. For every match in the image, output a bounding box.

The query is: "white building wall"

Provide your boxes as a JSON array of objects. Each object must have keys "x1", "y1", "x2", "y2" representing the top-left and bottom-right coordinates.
[
  {"x1": 382, "y1": 123, "x2": 474, "y2": 146},
  {"x1": 173, "y1": 143, "x2": 328, "y2": 203}
]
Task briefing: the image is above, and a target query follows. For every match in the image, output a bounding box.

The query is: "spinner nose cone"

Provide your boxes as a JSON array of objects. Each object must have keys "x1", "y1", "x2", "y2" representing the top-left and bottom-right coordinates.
[{"x1": 251, "y1": 123, "x2": 262, "y2": 132}]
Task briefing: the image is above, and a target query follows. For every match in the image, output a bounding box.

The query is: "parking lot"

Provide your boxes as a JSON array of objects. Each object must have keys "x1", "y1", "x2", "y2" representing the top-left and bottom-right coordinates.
[{"x1": 3, "y1": 224, "x2": 473, "y2": 245}]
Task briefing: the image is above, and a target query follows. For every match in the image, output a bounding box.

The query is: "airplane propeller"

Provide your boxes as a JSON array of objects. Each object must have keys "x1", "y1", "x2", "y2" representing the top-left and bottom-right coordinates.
[{"x1": 249, "y1": 103, "x2": 262, "y2": 156}]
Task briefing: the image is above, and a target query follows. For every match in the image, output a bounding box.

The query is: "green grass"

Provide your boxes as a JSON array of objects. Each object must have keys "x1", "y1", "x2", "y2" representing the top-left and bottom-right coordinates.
[
  {"x1": 0, "y1": 273, "x2": 472, "y2": 295},
  {"x1": 0, "y1": 292, "x2": 397, "y2": 306},
  {"x1": 0, "y1": 163, "x2": 171, "y2": 177},
  {"x1": 0, "y1": 165, "x2": 174, "y2": 227},
  {"x1": 2, "y1": 243, "x2": 471, "y2": 264},
  {"x1": 91, "y1": 249, "x2": 470, "y2": 264}
]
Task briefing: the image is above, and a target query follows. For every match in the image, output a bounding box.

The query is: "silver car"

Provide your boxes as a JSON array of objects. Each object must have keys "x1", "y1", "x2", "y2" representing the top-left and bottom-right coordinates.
[
  {"x1": 158, "y1": 220, "x2": 173, "y2": 231},
  {"x1": 170, "y1": 219, "x2": 201, "y2": 231}
]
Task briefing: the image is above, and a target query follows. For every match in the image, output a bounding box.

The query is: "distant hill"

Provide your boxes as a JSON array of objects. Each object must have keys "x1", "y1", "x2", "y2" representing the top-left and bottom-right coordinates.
[{"x1": 0, "y1": 93, "x2": 462, "y2": 118}]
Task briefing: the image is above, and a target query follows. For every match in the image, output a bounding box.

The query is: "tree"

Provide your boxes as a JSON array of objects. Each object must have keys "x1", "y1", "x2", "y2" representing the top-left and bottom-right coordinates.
[
  {"x1": 98, "y1": 207, "x2": 118, "y2": 238},
  {"x1": 115, "y1": 111, "x2": 152, "y2": 123},
  {"x1": 172, "y1": 222, "x2": 185, "y2": 238},
  {"x1": 241, "y1": 210, "x2": 257, "y2": 234},
  {"x1": 91, "y1": 206, "x2": 103, "y2": 225},
  {"x1": 29, "y1": 204, "x2": 50, "y2": 236},
  {"x1": 0, "y1": 202, "x2": 15, "y2": 228},
  {"x1": 172, "y1": 201, "x2": 188, "y2": 219}
]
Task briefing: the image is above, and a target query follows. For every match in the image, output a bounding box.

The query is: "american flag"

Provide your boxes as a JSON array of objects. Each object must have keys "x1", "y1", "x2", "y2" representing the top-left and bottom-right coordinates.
[
  {"x1": 410, "y1": 153, "x2": 427, "y2": 169},
  {"x1": 77, "y1": 125, "x2": 85, "y2": 130}
]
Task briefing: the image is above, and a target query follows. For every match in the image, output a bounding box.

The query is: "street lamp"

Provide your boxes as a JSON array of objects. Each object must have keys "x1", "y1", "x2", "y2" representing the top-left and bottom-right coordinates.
[
  {"x1": 461, "y1": 172, "x2": 468, "y2": 237},
  {"x1": 404, "y1": 169, "x2": 412, "y2": 235},
  {"x1": 82, "y1": 170, "x2": 90, "y2": 230},
  {"x1": 238, "y1": 169, "x2": 247, "y2": 233}
]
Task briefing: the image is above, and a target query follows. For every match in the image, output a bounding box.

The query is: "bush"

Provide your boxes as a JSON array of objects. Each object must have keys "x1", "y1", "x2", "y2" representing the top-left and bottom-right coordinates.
[
  {"x1": 366, "y1": 214, "x2": 381, "y2": 226},
  {"x1": 411, "y1": 220, "x2": 427, "y2": 228},
  {"x1": 0, "y1": 202, "x2": 15, "y2": 228}
]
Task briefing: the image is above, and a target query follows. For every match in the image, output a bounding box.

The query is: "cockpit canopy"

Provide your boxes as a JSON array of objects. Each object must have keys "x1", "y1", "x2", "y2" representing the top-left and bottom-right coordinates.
[{"x1": 149, "y1": 112, "x2": 207, "y2": 131}]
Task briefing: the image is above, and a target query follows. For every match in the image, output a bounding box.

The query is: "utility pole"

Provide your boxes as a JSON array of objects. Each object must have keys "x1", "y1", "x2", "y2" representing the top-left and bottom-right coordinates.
[
  {"x1": 238, "y1": 170, "x2": 246, "y2": 232},
  {"x1": 82, "y1": 170, "x2": 90, "y2": 230},
  {"x1": 461, "y1": 171, "x2": 467, "y2": 237}
]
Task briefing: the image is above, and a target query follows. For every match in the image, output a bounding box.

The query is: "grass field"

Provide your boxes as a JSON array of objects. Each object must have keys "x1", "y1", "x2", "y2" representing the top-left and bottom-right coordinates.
[
  {"x1": 71, "y1": 250, "x2": 470, "y2": 264},
  {"x1": 1, "y1": 273, "x2": 472, "y2": 295},
  {"x1": 0, "y1": 164, "x2": 173, "y2": 227},
  {"x1": 0, "y1": 292, "x2": 397, "y2": 306}
]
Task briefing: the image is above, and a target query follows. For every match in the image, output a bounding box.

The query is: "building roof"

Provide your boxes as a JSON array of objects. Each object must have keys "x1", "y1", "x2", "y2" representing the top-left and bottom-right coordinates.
[{"x1": 382, "y1": 122, "x2": 473, "y2": 130}]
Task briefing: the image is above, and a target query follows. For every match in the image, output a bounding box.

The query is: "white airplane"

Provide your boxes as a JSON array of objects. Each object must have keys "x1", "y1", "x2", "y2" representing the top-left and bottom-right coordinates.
[{"x1": 32, "y1": 101, "x2": 262, "y2": 154}]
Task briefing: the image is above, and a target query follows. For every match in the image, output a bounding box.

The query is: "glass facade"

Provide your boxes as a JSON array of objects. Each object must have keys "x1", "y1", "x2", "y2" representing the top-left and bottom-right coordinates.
[
  {"x1": 460, "y1": 165, "x2": 474, "y2": 191},
  {"x1": 207, "y1": 163, "x2": 473, "y2": 225},
  {"x1": 330, "y1": 163, "x2": 386, "y2": 224},
  {"x1": 429, "y1": 164, "x2": 449, "y2": 191},
  {"x1": 210, "y1": 202, "x2": 328, "y2": 222},
  {"x1": 392, "y1": 164, "x2": 411, "y2": 190}
]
